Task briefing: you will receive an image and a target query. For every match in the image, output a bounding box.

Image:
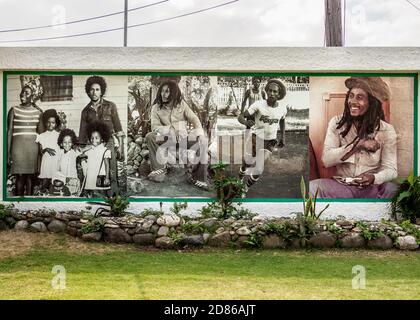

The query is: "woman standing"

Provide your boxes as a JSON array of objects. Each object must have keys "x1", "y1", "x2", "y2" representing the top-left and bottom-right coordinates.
[{"x1": 7, "y1": 85, "x2": 44, "y2": 196}]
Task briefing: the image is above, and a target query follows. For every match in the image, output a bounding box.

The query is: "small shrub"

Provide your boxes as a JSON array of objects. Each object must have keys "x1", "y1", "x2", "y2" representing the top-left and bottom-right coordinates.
[
  {"x1": 180, "y1": 222, "x2": 205, "y2": 235},
  {"x1": 198, "y1": 202, "x2": 256, "y2": 221},
  {"x1": 244, "y1": 233, "x2": 263, "y2": 249},
  {"x1": 356, "y1": 222, "x2": 384, "y2": 241},
  {"x1": 170, "y1": 202, "x2": 188, "y2": 216},
  {"x1": 327, "y1": 222, "x2": 344, "y2": 236},
  {"x1": 399, "y1": 220, "x2": 420, "y2": 243},
  {"x1": 390, "y1": 172, "x2": 420, "y2": 222},
  {"x1": 262, "y1": 221, "x2": 298, "y2": 243},
  {"x1": 167, "y1": 230, "x2": 184, "y2": 246},
  {"x1": 211, "y1": 162, "x2": 246, "y2": 219},
  {"x1": 140, "y1": 208, "x2": 163, "y2": 218},
  {"x1": 81, "y1": 218, "x2": 106, "y2": 234},
  {"x1": 0, "y1": 203, "x2": 13, "y2": 219}
]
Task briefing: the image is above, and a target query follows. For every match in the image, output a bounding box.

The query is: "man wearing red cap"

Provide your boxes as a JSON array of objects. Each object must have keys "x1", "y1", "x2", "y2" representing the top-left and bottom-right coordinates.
[{"x1": 310, "y1": 77, "x2": 398, "y2": 198}]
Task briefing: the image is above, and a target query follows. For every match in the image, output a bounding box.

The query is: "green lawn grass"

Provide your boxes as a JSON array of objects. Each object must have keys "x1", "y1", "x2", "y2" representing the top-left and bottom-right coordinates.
[{"x1": 0, "y1": 231, "x2": 419, "y2": 299}]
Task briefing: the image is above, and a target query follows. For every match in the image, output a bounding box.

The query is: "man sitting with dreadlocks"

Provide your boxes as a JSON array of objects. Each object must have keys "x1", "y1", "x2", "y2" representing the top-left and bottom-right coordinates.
[
  {"x1": 145, "y1": 79, "x2": 209, "y2": 190},
  {"x1": 309, "y1": 77, "x2": 398, "y2": 198}
]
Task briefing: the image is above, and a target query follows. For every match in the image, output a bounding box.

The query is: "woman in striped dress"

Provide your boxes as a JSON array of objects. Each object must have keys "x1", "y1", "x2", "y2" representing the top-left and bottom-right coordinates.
[{"x1": 7, "y1": 85, "x2": 44, "y2": 196}]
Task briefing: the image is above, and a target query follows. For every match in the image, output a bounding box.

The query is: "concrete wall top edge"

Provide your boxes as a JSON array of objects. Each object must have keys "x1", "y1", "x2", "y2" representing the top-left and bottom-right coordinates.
[{"x1": 0, "y1": 47, "x2": 419, "y2": 71}]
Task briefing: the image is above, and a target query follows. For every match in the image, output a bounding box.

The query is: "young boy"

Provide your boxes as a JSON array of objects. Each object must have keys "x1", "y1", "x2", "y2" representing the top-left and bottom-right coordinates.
[{"x1": 238, "y1": 79, "x2": 288, "y2": 197}]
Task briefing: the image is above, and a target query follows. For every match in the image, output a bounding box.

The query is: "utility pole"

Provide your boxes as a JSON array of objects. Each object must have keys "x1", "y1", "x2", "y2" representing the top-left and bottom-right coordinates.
[
  {"x1": 324, "y1": 0, "x2": 343, "y2": 46},
  {"x1": 124, "y1": 0, "x2": 128, "y2": 47}
]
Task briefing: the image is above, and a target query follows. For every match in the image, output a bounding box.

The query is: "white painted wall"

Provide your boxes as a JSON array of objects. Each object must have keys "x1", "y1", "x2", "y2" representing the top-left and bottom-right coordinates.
[{"x1": 0, "y1": 47, "x2": 419, "y2": 220}]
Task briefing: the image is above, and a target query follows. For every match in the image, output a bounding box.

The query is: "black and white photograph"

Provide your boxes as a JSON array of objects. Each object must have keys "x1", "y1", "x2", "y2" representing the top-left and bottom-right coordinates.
[
  {"x1": 126, "y1": 75, "x2": 309, "y2": 198},
  {"x1": 126, "y1": 75, "x2": 216, "y2": 198},
  {"x1": 215, "y1": 76, "x2": 310, "y2": 198},
  {"x1": 6, "y1": 74, "x2": 128, "y2": 198}
]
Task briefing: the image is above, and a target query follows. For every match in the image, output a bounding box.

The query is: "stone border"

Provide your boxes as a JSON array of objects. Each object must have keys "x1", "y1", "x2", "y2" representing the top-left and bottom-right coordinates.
[{"x1": 1, "y1": 209, "x2": 419, "y2": 251}]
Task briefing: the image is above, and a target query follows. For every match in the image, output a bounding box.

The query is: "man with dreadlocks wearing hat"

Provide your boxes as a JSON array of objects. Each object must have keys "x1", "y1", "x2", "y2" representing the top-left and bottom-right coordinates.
[
  {"x1": 238, "y1": 78, "x2": 288, "y2": 197},
  {"x1": 309, "y1": 77, "x2": 398, "y2": 198}
]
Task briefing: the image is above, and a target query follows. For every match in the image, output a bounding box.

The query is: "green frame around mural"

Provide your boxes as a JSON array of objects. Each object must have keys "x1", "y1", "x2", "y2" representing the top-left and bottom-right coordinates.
[{"x1": 2, "y1": 71, "x2": 418, "y2": 203}]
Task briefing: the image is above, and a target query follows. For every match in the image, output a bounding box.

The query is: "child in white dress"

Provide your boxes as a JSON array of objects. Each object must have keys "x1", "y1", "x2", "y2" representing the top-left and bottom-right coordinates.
[
  {"x1": 35, "y1": 109, "x2": 61, "y2": 193},
  {"x1": 83, "y1": 120, "x2": 111, "y2": 197},
  {"x1": 55, "y1": 128, "x2": 82, "y2": 196}
]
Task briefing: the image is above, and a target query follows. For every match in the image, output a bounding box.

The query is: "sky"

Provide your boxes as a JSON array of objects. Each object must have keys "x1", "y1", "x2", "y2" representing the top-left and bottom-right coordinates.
[{"x1": 0, "y1": 0, "x2": 419, "y2": 46}]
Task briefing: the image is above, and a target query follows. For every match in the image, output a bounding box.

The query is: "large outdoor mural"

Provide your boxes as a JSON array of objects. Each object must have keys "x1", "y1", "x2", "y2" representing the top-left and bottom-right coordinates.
[{"x1": 3, "y1": 73, "x2": 416, "y2": 200}]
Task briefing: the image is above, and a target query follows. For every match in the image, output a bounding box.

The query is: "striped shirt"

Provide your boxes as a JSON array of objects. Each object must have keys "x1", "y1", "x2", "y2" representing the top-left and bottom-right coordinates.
[{"x1": 12, "y1": 106, "x2": 42, "y2": 137}]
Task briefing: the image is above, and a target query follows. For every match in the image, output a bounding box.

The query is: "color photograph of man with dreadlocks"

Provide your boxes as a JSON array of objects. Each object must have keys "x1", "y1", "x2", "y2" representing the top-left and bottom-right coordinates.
[{"x1": 309, "y1": 76, "x2": 415, "y2": 198}]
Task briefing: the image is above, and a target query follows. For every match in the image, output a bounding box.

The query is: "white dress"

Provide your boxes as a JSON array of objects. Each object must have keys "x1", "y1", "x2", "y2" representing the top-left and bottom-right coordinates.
[
  {"x1": 85, "y1": 144, "x2": 111, "y2": 190},
  {"x1": 36, "y1": 130, "x2": 60, "y2": 179}
]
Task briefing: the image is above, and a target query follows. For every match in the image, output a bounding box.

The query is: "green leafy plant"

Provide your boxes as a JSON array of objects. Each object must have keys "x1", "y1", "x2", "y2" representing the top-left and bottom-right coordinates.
[
  {"x1": 89, "y1": 195, "x2": 130, "y2": 217},
  {"x1": 140, "y1": 207, "x2": 164, "y2": 218},
  {"x1": 170, "y1": 202, "x2": 188, "y2": 216},
  {"x1": 211, "y1": 162, "x2": 246, "y2": 219},
  {"x1": 180, "y1": 222, "x2": 206, "y2": 235},
  {"x1": 234, "y1": 206, "x2": 258, "y2": 220},
  {"x1": 356, "y1": 222, "x2": 384, "y2": 241},
  {"x1": 167, "y1": 230, "x2": 184, "y2": 246},
  {"x1": 294, "y1": 176, "x2": 330, "y2": 247},
  {"x1": 399, "y1": 220, "x2": 420, "y2": 243},
  {"x1": 390, "y1": 172, "x2": 420, "y2": 222},
  {"x1": 244, "y1": 232, "x2": 263, "y2": 249},
  {"x1": 81, "y1": 218, "x2": 106, "y2": 234},
  {"x1": 327, "y1": 222, "x2": 344, "y2": 236},
  {"x1": 262, "y1": 221, "x2": 298, "y2": 243},
  {"x1": 300, "y1": 176, "x2": 329, "y2": 220},
  {"x1": 0, "y1": 203, "x2": 13, "y2": 219}
]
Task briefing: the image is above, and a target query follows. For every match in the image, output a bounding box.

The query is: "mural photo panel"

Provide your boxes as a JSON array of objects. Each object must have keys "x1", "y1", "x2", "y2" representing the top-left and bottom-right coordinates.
[
  {"x1": 126, "y1": 75, "x2": 309, "y2": 199},
  {"x1": 5, "y1": 74, "x2": 128, "y2": 199},
  {"x1": 309, "y1": 75, "x2": 416, "y2": 199}
]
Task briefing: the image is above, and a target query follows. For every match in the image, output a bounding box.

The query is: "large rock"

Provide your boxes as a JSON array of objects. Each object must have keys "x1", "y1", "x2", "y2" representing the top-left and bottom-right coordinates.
[
  {"x1": 157, "y1": 226, "x2": 169, "y2": 237},
  {"x1": 0, "y1": 220, "x2": 9, "y2": 231},
  {"x1": 309, "y1": 231, "x2": 337, "y2": 248},
  {"x1": 180, "y1": 235, "x2": 205, "y2": 246},
  {"x1": 67, "y1": 227, "x2": 81, "y2": 237},
  {"x1": 144, "y1": 215, "x2": 157, "y2": 223},
  {"x1": 55, "y1": 212, "x2": 82, "y2": 221},
  {"x1": 155, "y1": 236, "x2": 174, "y2": 249},
  {"x1": 82, "y1": 232, "x2": 102, "y2": 242},
  {"x1": 341, "y1": 233, "x2": 366, "y2": 248},
  {"x1": 236, "y1": 226, "x2": 251, "y2": 236},
  {"x1": 47, "y1": 220, "x2": 67, "y2": 233},
  {"x1": 263, "y1": 234, "x2": 286, "y2": 249},
  {"x1": 30, "y1": 222, "x2": 47, "y2": 233},
  {"x1": 133, "y1": 233, "x2": 155, "y2": 245},
  {"x1": 367, "y1": 235, "x2": 393, "y2": 250},
  {"x1": 156, "y1": 214, "x2": 181, "y2": 227},
  {"x1": 5, "y1": 217, "x2": 16, "y2": 226},
  {"x1": 336, "y1": 220, "x2": 353, "y2": 227},
  {"x1": 208, "y1": 231, "x2": 231, "y2": 247},
  {"x1": 199, "y1": 218, "x2": 219, "y2": 229},
  {"x1": 14, "y1": 220, "x2": 29, "y2": 231},
  {"x1": 235, "y1": 236, "x2": 250, "y2": 248},
  {"x1": 68, "y1": 221, "x2": 86, "y2": 229},
  {"x1": 396, "y1": 236, "x2": 419, "y2": 250},
  {"x1": 103, "y1": 228, "x2": 132, "y2": 243},
  {"x1": 135, "y1": 220, "x2": 154, "y2": 233}
]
